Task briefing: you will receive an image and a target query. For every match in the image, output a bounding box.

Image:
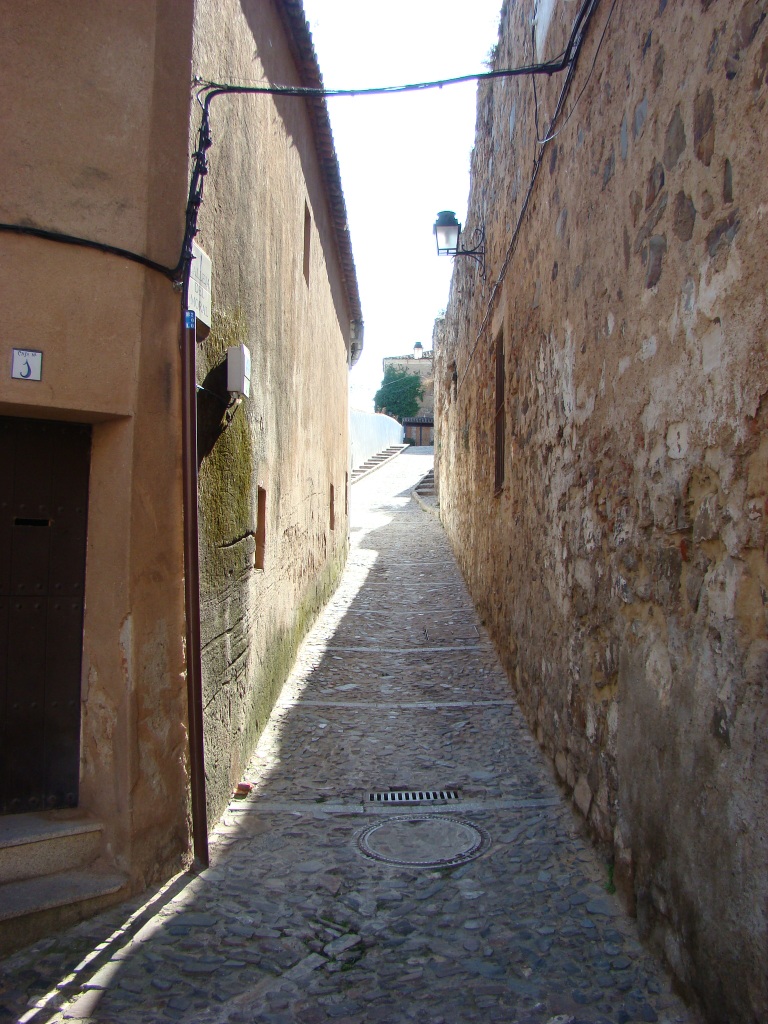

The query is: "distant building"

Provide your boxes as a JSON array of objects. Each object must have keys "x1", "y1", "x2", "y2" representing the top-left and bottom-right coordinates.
[{"x1": 383, "y1": 343, "x2": 434, "y2": 444}]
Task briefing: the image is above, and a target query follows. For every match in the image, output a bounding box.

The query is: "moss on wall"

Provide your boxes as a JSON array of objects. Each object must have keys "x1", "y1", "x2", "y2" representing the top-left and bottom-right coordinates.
[
  {"x1": 189, "y1": 0, "x2": 352, "y2": 894},
  {"x1": 202, "y1": 541, "x2": 347, "y2": 824},
  {"x1": 198, "y1": 307, "x2": 254, "y2": 568},
  {"x1": 239, "y1": 544, "x2": 346, "y2": 762}
]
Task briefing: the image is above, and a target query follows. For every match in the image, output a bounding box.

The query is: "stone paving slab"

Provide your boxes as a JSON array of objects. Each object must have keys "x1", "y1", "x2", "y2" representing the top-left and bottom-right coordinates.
[{"x1": 0, "y1": 449, "x2": 695, "y2": 1024}]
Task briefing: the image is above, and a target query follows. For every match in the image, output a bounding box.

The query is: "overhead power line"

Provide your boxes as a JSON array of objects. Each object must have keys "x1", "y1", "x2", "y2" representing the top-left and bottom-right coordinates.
[
  {"x1": 0, "y1": 0, "x2": 599, "y2": 288},
  {"x1": 183, "y1": 0, "x2": 596, "y2": 287},
  {"x1": 194, "y1": 54, "x2": 573, "y2": 102}
]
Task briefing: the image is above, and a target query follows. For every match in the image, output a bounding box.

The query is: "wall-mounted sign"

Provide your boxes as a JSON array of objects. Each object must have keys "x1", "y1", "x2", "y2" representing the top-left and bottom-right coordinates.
[
  {"x1": 11, "y1": 349, "x2": 43, "y2": 381},
  {"x1": 188, "y1": 241, "x2": 211, "y2": 329}
]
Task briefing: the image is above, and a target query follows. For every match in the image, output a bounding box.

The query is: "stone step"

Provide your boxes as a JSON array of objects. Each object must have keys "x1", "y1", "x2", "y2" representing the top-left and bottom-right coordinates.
[
  {"x1": 415, "y1": 470, "x2": 436, "y2": 496},
  {"x1": 351, "y1": 445, "x2": 408, "y2": 483},
  {"x1": 0, "y1": 869, "x2": 128, "y2": 956},
  {"x1": 0, "y1": 811, "x2": 102, "y2": 884}
]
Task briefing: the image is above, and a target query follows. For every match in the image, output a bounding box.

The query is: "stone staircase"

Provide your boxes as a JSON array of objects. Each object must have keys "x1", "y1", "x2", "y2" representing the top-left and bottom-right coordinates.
[
  {"x1": 351, "y1": 444, "x2": 409, "y2": 484},
  {"x1": 0, "y1": 812, "x2": 127, "y2": 955},
  {"x1": 414, "y1": 469, "x2": 435, "y2": 496}
]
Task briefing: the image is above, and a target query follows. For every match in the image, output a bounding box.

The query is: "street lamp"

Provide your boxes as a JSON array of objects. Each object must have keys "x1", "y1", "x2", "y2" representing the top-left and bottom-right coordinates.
[
  {"x1": 433, "y1": 210, "x2": 485, "y2": 275},
  {"x1": 434, "y1": 210, "x2": 461, "y2": 255}
]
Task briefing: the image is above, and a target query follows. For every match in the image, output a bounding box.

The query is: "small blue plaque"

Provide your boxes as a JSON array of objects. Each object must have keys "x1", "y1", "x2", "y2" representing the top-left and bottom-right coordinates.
[
  {"x1": 11, "y1": 349, "x2": 43, "y2": 381},
  {"x1": 185, "y1": 310, "x2": 196, "y2": 330}
]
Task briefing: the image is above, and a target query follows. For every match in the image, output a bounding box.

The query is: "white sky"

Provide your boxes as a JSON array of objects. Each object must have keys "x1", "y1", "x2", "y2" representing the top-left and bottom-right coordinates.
[{"x1": 302, "y1": 0, "x2": 502, "y2": 411}]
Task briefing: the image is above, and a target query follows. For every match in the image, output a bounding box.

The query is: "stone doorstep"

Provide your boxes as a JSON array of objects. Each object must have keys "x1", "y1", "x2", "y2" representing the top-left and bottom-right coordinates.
[
  {"x1": 0, "y1": 869, "x2": 129, "y2": 959},
  {"x1": 0, "y1": 812, "x2": 103, "y2": 884},
  {"x1": 0, "y1": 869, "x2": 127, "y2": 923},
  {"x1": 0, "y1": 813, "x2": 127, "y2": 957}
]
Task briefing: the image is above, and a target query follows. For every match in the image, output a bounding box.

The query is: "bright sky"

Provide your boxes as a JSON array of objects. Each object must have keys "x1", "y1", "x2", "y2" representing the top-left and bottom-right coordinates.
[{"x1": 302, "y1": 1, "x2": 502, "y2": 411}]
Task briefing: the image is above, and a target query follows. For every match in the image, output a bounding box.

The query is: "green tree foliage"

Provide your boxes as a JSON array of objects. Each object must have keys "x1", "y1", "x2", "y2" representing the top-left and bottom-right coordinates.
[{"x1": 374, "y1": 365, "x2": 424, "y2": 421}]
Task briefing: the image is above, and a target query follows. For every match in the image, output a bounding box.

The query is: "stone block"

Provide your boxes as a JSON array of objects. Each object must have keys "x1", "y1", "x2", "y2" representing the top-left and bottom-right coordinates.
[
  {"x1": 663, "y1": 107, "x2": 686, "y2": 170},
  {"x1": 694, "y1": 87, "x2": 715, "y2": 165},
  {"x1": 573, "y1": 775, "x2": 593, "y2": 817},
  {"x1": 673, "y1": 191, "x2": 696, "y2": 242}
]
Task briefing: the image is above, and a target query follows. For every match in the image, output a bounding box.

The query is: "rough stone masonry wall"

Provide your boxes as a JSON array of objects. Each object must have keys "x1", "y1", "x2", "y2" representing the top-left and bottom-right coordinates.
[
  {"x1": 191, "y1": 0, "x2": 351, "y2": 826},
  {"x1": 435, "y1": 2, "x2": 767, "y2": 1020}
]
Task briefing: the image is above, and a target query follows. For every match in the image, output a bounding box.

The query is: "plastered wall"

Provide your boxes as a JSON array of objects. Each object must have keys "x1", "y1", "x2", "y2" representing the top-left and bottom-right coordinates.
[
  {"x1": 191, "y1": 0, "x2": 352, "y2": 824},
  {"x1": 435, "y1": 2, "x2": 767, "y2": 1020},
  {"x1": 0, "y1": 1, "x2": 194, "y2": 887}
]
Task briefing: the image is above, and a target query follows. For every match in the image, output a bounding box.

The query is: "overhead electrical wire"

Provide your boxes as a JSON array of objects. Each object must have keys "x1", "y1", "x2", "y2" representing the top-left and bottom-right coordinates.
[
  {"x1": 0, "y1": 0, "x2": 602, "y2": 292},
  {"x1": 180, "y1": 0, "x2": 602, "y2": 290},
  {"x1": 194, "y1": 49, "x2": 572, "y2": 100}
]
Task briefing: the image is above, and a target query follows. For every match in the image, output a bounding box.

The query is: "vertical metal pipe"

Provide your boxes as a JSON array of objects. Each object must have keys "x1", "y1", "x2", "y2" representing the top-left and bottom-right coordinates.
[{"x1": 181, "y1": 306, "x2": 209, "y2": 867}]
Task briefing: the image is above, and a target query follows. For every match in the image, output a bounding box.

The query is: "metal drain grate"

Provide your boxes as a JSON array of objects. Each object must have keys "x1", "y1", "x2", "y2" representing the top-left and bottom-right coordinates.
[{"x1": 367, "y1": 789, "x2": 459, "y2": 805}]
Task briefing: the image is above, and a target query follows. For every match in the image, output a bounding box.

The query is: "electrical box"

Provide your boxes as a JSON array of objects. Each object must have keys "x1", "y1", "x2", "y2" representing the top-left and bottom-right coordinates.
[{"x1": 227, "y1": 344, "x2": 251, "y2": 398}]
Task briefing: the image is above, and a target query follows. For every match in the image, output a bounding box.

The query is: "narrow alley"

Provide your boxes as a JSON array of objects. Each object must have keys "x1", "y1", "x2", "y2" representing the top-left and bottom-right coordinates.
[{"x1": 0, "y1": 450, "x2": 691, "y2": 1024}]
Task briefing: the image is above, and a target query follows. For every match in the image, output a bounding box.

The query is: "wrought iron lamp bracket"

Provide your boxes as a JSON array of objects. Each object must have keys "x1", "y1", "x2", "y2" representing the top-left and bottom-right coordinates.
[{"x1": 452, "y1": 226, "x2": 486, "y2": 278}]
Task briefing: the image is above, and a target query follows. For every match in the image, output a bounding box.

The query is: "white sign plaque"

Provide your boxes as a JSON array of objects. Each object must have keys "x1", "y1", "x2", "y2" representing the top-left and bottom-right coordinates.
[
  {"x1": 11, "y1": 349, "x2": 43, "y2": 381},
  {"x1": 188, "y1": 241, "x2": 212, "y2": 328}
]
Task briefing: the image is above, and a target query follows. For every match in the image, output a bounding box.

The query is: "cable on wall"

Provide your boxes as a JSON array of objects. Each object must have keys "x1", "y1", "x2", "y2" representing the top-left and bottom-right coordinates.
[
  {"x1": 456, "y1": 0, "x2": 607, "y2": 394},
  {"x1": 0, "y1": 222, "x2": 179, "y2": 279}
]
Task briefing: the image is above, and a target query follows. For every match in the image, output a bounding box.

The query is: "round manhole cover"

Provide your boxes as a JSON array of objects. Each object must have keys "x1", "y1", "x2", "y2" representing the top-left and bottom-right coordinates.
[{"x1": 357, "y1": 815, "x2": 489, "y2": 868}]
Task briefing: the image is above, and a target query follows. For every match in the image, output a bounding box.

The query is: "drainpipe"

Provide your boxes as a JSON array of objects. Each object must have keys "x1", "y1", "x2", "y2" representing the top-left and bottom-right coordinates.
[{"x1": 180, "y1": 295, "x2": 209, "y2": 868}]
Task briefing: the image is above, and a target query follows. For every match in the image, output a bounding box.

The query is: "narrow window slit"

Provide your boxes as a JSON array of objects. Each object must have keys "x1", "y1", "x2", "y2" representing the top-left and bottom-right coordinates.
[
  {"x1": 255, "y1": 486, "x2": 267, "y2": 570},
  {"x1": 303, "y1": 201, "x2": 311, "y2": 286}
]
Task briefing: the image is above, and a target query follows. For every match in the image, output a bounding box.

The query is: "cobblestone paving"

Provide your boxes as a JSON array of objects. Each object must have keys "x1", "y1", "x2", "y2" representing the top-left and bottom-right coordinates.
[{"x1": 0, "y1": 449, "x2": 694, "y2": 1024}]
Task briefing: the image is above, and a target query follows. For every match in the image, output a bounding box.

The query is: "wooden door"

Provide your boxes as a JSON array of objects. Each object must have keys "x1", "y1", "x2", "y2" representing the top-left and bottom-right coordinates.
[{"x1": 0, "y1": 416, "x2": 91, "y2": 814}]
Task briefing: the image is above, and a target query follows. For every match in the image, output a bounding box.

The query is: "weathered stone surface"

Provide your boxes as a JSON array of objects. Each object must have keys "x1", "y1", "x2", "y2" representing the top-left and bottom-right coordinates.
[
  {"x1": 653, "y1": 47, "x2": 666, "y2": 90},
  {"x1": 434, "y1": 3, "x2": 768, "y2": 1023},
  {"x1": 573, "y1": 776, "x2": 592, "y2": 817},
  {"x1": 663, "y1": 107, "x2": 686, "y2": 170},
  {"x1": 646, "y1": 162, "x2": 665, "y2": 209},
  {"x1": 723, "y1": 158, "x2": 733, "y2": 203},
  {"x1": 633, "y1": 93, "x2": 648, "y2": 138},
  {"x1": 693, "y1": 87, "x2": 715, "y2": 165},
  {"x1": 673, "y1": 191, "x2": 696, "y2": 241},
  {"x1": 603, "y1": 148, "x2": 615, "y2": 190},
  {"x1": 193, "y1": 0, "x2": 352, "y2": 827},
  {"x1": 705, "y1": 210, "x2": 740, "y2": 257}
]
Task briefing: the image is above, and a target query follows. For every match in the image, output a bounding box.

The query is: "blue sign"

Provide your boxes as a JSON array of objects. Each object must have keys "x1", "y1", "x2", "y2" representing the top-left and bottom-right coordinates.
[{"x1": 185, "y1": 310, "x2": 196, "y2": 330}]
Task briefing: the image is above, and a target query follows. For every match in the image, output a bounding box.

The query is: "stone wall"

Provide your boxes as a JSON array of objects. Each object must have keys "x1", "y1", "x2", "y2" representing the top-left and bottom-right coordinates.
[
  {"x1": 192, "y1": 0, "x2": 353, "y2": 825},
  {"x1": 435, "y1": 1, "x2": 767, "y2": 1020}
]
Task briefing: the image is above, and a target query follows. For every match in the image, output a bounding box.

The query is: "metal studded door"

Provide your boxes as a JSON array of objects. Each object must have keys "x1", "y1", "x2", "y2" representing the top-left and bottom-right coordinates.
[{"x1": 0, "y1": 416, "x2": 91, "y2": 814}]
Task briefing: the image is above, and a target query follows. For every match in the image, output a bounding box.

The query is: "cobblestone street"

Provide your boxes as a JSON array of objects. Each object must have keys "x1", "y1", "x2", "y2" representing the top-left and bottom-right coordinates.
[{"x1": 0, "y1": 449, "x2": 693, "y2": 1024}]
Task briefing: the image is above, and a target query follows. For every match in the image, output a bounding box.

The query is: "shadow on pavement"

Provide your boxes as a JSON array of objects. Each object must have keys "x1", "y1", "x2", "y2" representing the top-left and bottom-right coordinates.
[{"x1": 0, "y1": 450, "x2": 691, "y2": 1024}]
